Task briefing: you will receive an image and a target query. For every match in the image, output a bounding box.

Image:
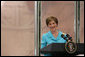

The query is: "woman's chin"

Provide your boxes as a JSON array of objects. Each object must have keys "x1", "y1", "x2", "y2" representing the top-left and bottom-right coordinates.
[{"x1": 51, "y1": 28, "x2": 56, "y2": 31}]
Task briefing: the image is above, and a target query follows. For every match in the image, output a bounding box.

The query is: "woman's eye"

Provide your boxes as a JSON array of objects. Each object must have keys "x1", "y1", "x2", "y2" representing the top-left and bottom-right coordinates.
[
  {"x1": 50, "y1": 24, "x2": 51, "y2": 25},
  {"x1": 49, "y1": 24, "x2": 51, "y2": 25},
  {"x1": 53, "y1": 23, "x2": 55, "y2": 24}
]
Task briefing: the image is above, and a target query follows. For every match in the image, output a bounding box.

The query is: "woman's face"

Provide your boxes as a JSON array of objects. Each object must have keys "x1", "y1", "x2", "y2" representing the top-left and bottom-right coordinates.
[{"x1": 48, "y1": 20, "x2": 58, "y2": 31}]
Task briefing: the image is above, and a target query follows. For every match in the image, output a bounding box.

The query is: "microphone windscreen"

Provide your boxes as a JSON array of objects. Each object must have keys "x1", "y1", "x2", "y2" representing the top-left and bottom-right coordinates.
[
  {"x1": 61, "y1": 34, "x2": 64, "y2": 38},
  {"x1": 66, "y1": 34, "x2": 70, "y2": 37}
]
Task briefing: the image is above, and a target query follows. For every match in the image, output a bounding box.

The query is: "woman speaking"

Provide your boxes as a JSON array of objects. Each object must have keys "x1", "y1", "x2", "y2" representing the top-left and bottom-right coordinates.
[{"x1": 41, "y1": 16, "x2": 67, "y2": 56}]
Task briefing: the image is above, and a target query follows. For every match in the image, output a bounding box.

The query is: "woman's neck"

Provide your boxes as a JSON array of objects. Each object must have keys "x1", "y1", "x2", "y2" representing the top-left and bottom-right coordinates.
[{"x1": 51, "y1": 30, "x2": 58, "y2": 34}]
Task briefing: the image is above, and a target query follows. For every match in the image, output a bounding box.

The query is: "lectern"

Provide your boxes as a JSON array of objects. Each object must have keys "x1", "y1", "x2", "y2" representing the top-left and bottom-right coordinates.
[{"x1": 40, "y1": 43, "x2": 84, "y2": 56}]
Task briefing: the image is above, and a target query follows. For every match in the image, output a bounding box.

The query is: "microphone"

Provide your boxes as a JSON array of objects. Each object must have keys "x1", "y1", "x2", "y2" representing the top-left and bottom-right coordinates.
[
  {"x1": 66, "y1": 34, "x2": 72, "y2": 41},
  {"x1": 61, "y1": 34, "x2": 68, "y2": 41},
  {"x1": 61, "y1": 33, "x2": 77, "y2": 54}
]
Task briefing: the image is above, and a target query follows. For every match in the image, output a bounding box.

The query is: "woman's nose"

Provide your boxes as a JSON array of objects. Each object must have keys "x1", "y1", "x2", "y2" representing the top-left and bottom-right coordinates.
[{"x1": 51, "y1": 24, "x2": 54, "y2": 27}]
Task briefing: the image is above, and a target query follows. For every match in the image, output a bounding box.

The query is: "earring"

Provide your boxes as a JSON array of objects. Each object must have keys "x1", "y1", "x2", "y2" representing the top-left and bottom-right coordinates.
[{"x1": 56, "y1": 25, "x2": 58, "y2": 27}]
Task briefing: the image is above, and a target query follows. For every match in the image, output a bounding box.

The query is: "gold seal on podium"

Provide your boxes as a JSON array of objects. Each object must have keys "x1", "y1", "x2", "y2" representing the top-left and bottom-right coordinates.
[{"x1": 65, "y1": 41, "x2": 77, "y2": 54}]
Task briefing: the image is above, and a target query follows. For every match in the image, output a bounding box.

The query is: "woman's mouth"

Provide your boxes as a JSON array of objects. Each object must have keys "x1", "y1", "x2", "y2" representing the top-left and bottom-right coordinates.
[
  {"x1": 51, "y1": 27, "x2": 56, "y2": 29},
  {"x1": 51, "y1": 27, "x2": 56, "y2": 30}
]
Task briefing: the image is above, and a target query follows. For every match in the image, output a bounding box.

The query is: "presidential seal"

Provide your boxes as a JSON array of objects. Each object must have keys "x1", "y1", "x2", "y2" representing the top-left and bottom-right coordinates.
[{"x1": 65, "y1": 41, "x2": 77, "y2": 54}]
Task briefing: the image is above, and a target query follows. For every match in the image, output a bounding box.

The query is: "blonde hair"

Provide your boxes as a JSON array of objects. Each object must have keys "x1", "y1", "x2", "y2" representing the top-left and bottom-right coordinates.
[{"x1": 46, "y1": 16, "x2": 58, "y2": 26}]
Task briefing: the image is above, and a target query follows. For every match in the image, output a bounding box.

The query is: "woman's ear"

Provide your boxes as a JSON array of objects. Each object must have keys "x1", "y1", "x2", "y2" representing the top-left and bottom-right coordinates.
[
  {"x1": 56, "y1": 24, "x2": 58, "y2": 27},
  {"x1": 56, "y1": 25, "x2": 58, "y2": 27},
  {"x1": 47, "y1": 25, "x2": 49, "y2": 27}
]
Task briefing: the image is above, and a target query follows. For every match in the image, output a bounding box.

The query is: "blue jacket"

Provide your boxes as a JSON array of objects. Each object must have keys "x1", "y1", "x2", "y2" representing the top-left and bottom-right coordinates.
[{"x1": 41, "y1": 30, "x2": 67, "y2": 56}]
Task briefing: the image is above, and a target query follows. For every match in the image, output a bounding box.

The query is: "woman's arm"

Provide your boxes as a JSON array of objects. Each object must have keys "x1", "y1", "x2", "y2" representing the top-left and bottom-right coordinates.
[
  {"x1": 41, "y1": 34, "x2": 47, "y2": 49},
  {"x1": 40, "y1": 35, "x2": 51, "y2": 56}
]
